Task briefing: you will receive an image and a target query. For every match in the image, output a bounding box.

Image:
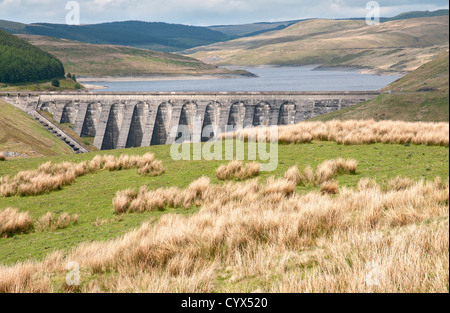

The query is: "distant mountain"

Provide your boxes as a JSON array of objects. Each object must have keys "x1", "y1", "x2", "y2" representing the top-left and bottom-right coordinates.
[
  {"x1": 383, "y1": 9, "x2": 449, "y2": 22},
  {"x1": 207, "y1": 9, "x2": 449, "y2": 38},
  {"x1": 185, "y1": 16, "x2": 449, "y2": 74},
  {"x1": 0, "y1": 21, "x2": 230, "y2": 52},
  {"x1": 0, "y1": 29, "x2": 65, "y2": 83},
  {"x1": 208, "y1": 20, "x2": 303, "y2": 38},
  {"x1": 0, "y1": 9, "x2": 448, "y2": 53}
]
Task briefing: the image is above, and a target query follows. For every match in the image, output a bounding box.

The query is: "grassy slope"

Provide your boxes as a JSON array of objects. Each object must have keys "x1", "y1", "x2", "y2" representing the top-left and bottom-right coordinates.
[
  {"x1": 17, "y1": 35, "x2": 242, "y2": 77},
  {"x1": 185, "y1": 16, "x2": 449, "y2": 73},
  {"x1": 312, "y1": 51, "x2": 449, "y2": 122},
  {"x1": 0, "y1": 141, "x2": 448, "y2": 265},
  {"x1": 208, "y1": 20, "x2": 301, "y2": 37},
  {"x1": 385, "y1": 51, "x2": 449, "y2": 93},
  {"x1": 0, "y1": 100, "x2": 73, "y2": 157}
]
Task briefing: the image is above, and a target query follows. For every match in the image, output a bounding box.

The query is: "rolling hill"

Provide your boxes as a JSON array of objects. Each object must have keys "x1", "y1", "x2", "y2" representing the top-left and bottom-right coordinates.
[
  {"x1": 1, "y1": 9, "x2": 447, "y2": 53},
  {"x1": 0, "y1": 20, "x2": 229, "y2": 52},
  {"x1": 17, "y1": 35, "x2": 247, "y2": 78},
  {"x1": 0, "y1": 29, "x2": 65, "y2": 83},
  {"x1": 311, "y1": 51, "x2": 449, "y2": 122},
  {"x1": 384, "y1": 9, "x2": 449, "y2": 21},
  {"x1": 185, "y1": 16, "x2": 449, "y2": 74},
  {"x1": 208, "y1": 20, "x2": 303, "y2": 38}
]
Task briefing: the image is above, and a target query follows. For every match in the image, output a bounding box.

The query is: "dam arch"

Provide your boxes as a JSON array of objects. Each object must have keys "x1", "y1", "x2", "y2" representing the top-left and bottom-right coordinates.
[
  {"x1": 126, "y1": 103, "x2": 146, "y2": 148},
  {"x1": 202, "y1": 102, "x2": 221, "y2": 142},
  {"x1": 150, "y1": 102, "x2": 171, "y2": 146},
  {"x1": 176, "y1": 102, "x2": 198, "y2": 143},
  {"x1": 252, "y1": 101, "x2": 271, "y2": 126},
  {"x1": 227, "y1": 102, "x2": 245, "y2": 131},
  {"x1": 278, "y1": 102, "x2": 296, "y2": 125},
  {"x1": 80, "y1": 103, "x2": 99, "y2": 138},
  {"x1": 60, "y1": 102, "x2": 77, "y2": 124},
  {"x1": 101, "y1": 103, "x2": 121, "y2": 150}
]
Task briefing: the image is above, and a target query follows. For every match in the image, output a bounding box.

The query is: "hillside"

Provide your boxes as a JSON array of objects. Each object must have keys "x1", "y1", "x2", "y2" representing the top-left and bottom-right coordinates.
[
  {"x1": 384, "y1": 9, "x2": 449, "y2": 22},
  {"x1": 185, "y1": 16, "x2": 449, "y2": 74},
  {"x1": 17, "y1": 35, "x2": 245, "y2": 78},
  {"x1": 208, "y1": 20, "x2": 302, "y2": 38},
  {"x1": 206, "y1": 9, "x2": 449, "y2": 38},
  {"x1": 311, "y1": 51, "x2": 449, "y2": 122},
  {"x1": 0, "y1": 100, "x2": 74, "y2": 157},
  {"x1": 385, "y1": 51, "x2": 449, "y2": 92},
  {"x1": 0, "y1": 29, "x2": 65, "y2": 83},
  {"x1": 0, "y1": 21, "x2": 229, "y2": 52}
]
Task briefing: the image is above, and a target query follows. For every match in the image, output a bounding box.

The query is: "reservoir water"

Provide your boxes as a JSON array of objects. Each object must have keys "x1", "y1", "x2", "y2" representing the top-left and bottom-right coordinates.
[{"x1": 85, "y1": 66, "x2": 401, "y2": 92}]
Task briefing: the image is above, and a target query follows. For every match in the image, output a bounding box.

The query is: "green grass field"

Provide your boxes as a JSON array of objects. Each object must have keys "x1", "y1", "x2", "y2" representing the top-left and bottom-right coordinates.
[{"x1": 0, "y1": 141, "x2": 448, "y2": 265}]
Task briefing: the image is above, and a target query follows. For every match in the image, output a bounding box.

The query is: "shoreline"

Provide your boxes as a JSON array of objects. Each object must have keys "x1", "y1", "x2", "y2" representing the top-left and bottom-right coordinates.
[{"x1": 78, "y1": 73, "x2": 251, "y2": 83}]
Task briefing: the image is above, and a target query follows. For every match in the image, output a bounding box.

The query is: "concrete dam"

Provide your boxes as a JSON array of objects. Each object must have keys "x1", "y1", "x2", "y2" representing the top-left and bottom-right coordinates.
[{"x1": 2, "y1": 92, "x2": 379, "y2": 151}]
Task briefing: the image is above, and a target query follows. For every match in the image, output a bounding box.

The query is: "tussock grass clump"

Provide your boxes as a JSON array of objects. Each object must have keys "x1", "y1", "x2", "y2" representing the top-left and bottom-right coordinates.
[
  {"x1": 0, "y1": 208, "x2": 33, "y2": 238},
  {"x1": 387, "y1": 176, "x2": 416, "y2": 191},
  {"x1": 113, "y1": 173, "x2": 298, "y2": 215},
  {"x1": 0, "y1": 152, "x2": 6, "y2": 161},
  {"x1": 357, "y1": 177, "x2": 380, "y2": 191},
  {"x1": 114, "y1": 176, "x2": 214, "y2": 214},
  {"x1": 1, "y1": 174, "x2": 448, "y2": 293},
  {"x1": 0, "y1": 153, "x2": 164, "y2": 197},
  {"x1": 284, "y1": 166, "x2": 302, "y2": 184},
  {"x1": 285, "y1": 158, "x2": 358, "y2": 187},
  {"x1": 36, "y1": 212, "x2": 79, "y2": 231},
  {"x1": 216, "y1": 161, "x2": 260, "y2": 181},
  {"x1": 315, "y1": 158, "x2": 358, "y2": 185},
  {"x1": 320, "y1": 180, "x2": 339, "y2": 195},
  {"x1": 0, "y1": 208, "x2": 79, "y2": 238},
  {"x1": 137, "y1": 160, "x2": 165, "y2": 177},
  {"x1": 226, "y1": 120, "x2": 449, "y2": 147}
]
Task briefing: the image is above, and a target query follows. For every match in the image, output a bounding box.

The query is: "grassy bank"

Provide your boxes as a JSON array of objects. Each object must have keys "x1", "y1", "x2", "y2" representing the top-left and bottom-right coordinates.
[{"x1": 0, "y1": 100, "x2": 73, "y2": 157}]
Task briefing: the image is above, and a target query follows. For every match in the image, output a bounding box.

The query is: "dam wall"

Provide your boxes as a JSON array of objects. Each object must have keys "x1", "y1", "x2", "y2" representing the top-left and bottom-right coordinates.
[{"x1": 1, "y1": 92, "x2": 379, "y2": 150}]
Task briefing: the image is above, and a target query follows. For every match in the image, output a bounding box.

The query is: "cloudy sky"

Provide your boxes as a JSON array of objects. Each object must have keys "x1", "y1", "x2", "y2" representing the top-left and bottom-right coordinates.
[{"x1": 0, "y1": 0, "x2": 448, "y2": 26}]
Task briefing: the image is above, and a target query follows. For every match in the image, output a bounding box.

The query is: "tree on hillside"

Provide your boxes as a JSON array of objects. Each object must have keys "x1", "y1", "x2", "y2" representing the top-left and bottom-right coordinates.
[{"x1": 0, "y1": 29, "x2": 65, "y2": 84}]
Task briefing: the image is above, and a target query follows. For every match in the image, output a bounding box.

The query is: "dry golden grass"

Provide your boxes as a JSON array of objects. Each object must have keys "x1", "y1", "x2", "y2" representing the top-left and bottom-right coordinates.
[
  {"x1": 0, "y1": 208, "x2": 79, "y2": 238},
  {"x1": 113, "y1": 176, "x2": 212, "y2": 214},
  {"x1": 216, "y1": 161, "x2": 261, "y2": 181},
  {"x1": 36, "y1": 212, "x2": 79, "y2": 231},
  {"x1": 285, "y1": 158, "x2": 358, "y2": 186},
  {"x1": 0, "y1": 153, "x2": 164, "y2": 197},
  {"x1": 320, "y1": 180, "x2": 339, "y2": 195},
  {"x1": 0, "y1": 208, "x2": 34, "y2": 238},
  {"x1": 0, "y1": 170, "x2": 447, "y2": 293},
  {"x1": 225, "y1": 120, "x2": 450, "y2": 147}
]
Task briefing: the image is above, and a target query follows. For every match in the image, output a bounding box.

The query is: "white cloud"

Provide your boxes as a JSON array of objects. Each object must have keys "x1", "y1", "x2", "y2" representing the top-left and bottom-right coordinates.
[{"x1": 0, "y1": 0, "x2": 448, "y2": 25}]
